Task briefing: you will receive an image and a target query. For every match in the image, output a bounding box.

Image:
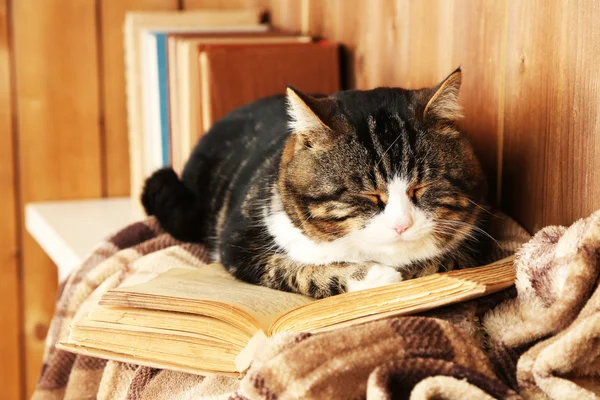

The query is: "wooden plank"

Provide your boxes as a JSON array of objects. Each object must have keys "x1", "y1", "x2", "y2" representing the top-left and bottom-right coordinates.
[
  {"x1": 0, "y1": 1, "x2": 22, "y2": 399},
  {"x1": 451, "y1": 0, "x2": 507, "y2": 203},
  {"x1": 502, "y1": 0, "x2": 600, "y2": 232},
  {"x1": 306, "y1": 0, "x2": 455, "y2": 93},
  {"x1": 100, "y1": 0, "x2": 179, "y2": 197},
  {"x1": 278, "y1": 0, "x2": 600, "y2": 225},
  {"x1": 371, "y1": 0, "x2": 454, "y2": 89},
  {"x1": 307, "y1": 0, "x2": 364, "y2": 89},
  {"x1": 308, "y1": 0, "x2": 504, "y2": 200},
  {"x1": 183, "y1": 0, "x2": 250, "y2": 9},
  {"x1": 260, "y1": 0, "x2": 305, "y2": 32},
  {"x1": 312, "y1": 0, "x2": 482, "y2": 89},
  {"x1": 11, "y1": 0, "x2": 103, "y2": 395}
]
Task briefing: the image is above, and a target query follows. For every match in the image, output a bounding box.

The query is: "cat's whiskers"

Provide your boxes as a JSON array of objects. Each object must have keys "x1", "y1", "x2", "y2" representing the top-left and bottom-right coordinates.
[
  {"x1": 435, "y1": 219, "x2": 500, "y2": 246},
  {"x1": 435, "y1": 219, "x2": 489, "y2": 234},
  {"x1": 415, "y1": 145, "x2": 434, "y2": 171},
  {"x1": 375, "y1": 132, "x2": 403, "y2": 170},
  {"x1": 431, "y1": 227, "x2": 479, "y2": 243},
  {"x1": 465, "y1": 198, "x2": 496, "y2": 217}
]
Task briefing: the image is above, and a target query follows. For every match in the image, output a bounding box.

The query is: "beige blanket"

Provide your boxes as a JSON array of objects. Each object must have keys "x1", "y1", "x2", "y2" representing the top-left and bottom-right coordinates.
[{"x1": 33, "y1": 210, "x2": 600, "y2": 399}]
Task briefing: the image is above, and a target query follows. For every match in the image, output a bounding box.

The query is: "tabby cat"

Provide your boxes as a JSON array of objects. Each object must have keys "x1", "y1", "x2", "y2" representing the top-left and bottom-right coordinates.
[{"x1": 142, "y1": 68, "x2": 490, "y2": 299}]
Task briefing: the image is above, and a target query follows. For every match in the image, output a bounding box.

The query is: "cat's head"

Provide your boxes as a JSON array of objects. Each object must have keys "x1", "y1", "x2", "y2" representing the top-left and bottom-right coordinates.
[{"x1": 276, "y1": 68, "x2": 488, "y2": 267}]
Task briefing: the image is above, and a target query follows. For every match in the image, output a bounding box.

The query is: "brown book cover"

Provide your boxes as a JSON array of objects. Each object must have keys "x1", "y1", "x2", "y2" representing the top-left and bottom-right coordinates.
[
  {"x1": 198, "y1": 42, "x2": 341, "y2": 133},
  {"x1": 166, "y1": 33, "x2": 313, "y2": 173}
]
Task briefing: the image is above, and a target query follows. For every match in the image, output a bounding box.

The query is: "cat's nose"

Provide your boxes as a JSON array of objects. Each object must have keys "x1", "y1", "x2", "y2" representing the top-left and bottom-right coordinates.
[{"x1": 392, "y1": 216, "x2": 413, "y2": 235}]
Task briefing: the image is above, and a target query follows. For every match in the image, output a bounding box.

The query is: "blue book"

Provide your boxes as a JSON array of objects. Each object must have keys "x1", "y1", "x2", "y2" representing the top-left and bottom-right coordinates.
[{"x1": 154, "y1": 32, "x2": 170, "y2": 167}]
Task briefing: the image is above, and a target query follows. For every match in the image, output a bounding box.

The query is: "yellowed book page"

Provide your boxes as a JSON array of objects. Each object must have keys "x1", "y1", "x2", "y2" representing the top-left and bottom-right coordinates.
[
  {"x1": 72, "y1": 320, "x2": 239, "y2": 351},
  {"x1": 89, "y1": 305, "x2": 250, "y2": 348},
  {"x1": 270, "y1": 256, "x2": 516, "y2": 334},
  {"x1": 109, "y1": 264, "x2": 313, "y2": 331},
  {"x1": 57, "y1": 343, "x2": 237, "y2": 377},
  {"x1": 64, "y1": 321, "x2": 239, "y2": 374}
]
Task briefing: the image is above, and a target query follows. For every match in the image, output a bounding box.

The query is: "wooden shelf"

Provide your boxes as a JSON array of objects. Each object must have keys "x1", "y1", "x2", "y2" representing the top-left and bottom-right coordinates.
[{"x1": 25, "y1": 198, "x2": 145, "y2": 282}]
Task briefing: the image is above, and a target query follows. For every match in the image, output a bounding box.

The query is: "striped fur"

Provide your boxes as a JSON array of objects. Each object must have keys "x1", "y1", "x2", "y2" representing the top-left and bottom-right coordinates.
[{"x1": 142, "y1": 68, "x2": 490, "y2": 298}]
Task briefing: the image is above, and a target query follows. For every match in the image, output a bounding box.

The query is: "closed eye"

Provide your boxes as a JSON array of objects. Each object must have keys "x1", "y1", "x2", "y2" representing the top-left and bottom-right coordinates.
[
  {"x1": 308, "y1": 201, "x2": 356, "y2": 220},
  {"x1": 359, "y1": 191, "x2": 388, "y2": 209},
  {"x1": 407, "y1": 184, "x2": 428, "y2": 202}
]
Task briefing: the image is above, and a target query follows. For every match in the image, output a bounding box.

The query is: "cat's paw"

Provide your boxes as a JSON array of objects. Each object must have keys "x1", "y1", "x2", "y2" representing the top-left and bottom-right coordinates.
[{"x1": 347, "y1": 264, "x2": 403, "y2": 293}]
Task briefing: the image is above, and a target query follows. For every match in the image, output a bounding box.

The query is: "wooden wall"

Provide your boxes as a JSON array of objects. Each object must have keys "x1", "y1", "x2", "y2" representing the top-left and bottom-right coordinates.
[
  {"x1": 301, "y1": 0, "x2": 600, "y2": 233},
  {"x1": 0, "y1": 1, "x2": 21, "y2": 399},
  {"x1": 1, "y1": 0, "x2": 599, "y2": 398},
  {"x1": 252, "y1": 0, "x2": 600, "y2": 233}
]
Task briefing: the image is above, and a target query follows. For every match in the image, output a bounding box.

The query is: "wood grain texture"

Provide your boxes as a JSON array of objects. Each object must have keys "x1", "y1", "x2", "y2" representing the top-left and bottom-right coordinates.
[
  {"x1": 229, "y1": 0, "x2": 600, "y2": 225},
  {"x1": 11, "y1": 0, "x2": 103, "y2": 395},
  {"x1": 360, "y1": 0, "x2": 454, "y2": 89},
  {"x1": 502, "y1": 0, "x2": 600, "y2": 232},
  {"x1": 308, "y1": 0, "x2": 503, "y2": 200},
  {"x1": 451, "y1": 0, "x2": 507, "y2": 203},
  {"x1": 257, "y1": 0, "x2": 305, "y2": 32},
  {"x1": 100, "y1": 0, "x2": 179, "y2": 197},
  {"x1": 0, "y1": 1, "x2": 22, "y2": 399},
  {"x1": 307, "y1": 0, "x2": 364, "y2": 88},
  {"x1": 183, "y1": 0, "x2": 250, "y2": 9}
]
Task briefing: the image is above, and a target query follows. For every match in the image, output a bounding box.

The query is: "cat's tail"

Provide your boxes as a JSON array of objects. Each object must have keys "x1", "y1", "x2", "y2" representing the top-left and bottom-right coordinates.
[{"x1": 141, "y1": 167, "x2": 204, "y2": 242}]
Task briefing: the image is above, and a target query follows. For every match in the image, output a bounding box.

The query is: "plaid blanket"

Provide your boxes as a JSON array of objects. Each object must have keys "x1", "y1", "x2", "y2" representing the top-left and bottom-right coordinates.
[{"x1": 32, "y1": 210, "x2": 600, "y2": 399}]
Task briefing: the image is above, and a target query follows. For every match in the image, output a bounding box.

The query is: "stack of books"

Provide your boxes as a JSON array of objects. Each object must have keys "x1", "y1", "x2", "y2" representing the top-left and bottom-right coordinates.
[{"x1": 125, "y1": 9, "x2": 341, "y2": 200}]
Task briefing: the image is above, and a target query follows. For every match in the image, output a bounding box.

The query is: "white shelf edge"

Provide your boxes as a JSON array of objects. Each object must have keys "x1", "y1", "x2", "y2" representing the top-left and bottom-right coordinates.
[
  {"x1": 26, "y1": 204, "x2": 82, "y2": 282},
  {"x1": 25, "y1": 197, "x2": 145, "y2": 282}
]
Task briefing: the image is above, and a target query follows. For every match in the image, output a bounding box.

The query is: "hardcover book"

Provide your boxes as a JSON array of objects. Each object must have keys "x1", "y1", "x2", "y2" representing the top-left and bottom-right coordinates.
[{"x1": 59, "y1": 256, "x2": 516, "y2": 377}]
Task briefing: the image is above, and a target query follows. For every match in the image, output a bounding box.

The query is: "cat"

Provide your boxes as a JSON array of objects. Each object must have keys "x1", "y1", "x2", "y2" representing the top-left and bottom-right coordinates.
[{"x1": 142, "y1": 67, "x2": 490, "y2": 299}]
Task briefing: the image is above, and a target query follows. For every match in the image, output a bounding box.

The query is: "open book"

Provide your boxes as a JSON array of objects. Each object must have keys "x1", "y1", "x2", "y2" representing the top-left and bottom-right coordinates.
[{"x1": 58, "y1": 256, "x2": 515, "y2": 377}]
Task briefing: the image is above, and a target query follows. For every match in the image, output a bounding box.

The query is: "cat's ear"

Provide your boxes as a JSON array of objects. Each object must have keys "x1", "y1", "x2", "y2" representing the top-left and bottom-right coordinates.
[
  {"x1": 286, "y1": 86, "x2": 336, "y2": 150},
  {"x1": 421, "y1": 67, "x2": 463, "y2": 122}
]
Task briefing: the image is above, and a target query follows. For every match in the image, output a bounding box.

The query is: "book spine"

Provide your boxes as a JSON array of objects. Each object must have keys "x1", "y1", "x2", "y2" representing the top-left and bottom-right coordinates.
[
  {"x1": 156, "y1": 33, "x2": 171, "y2": 167},
  {"x1": 141, "y1": 32, "x2": 162, "y2": 175},
  {"x1": 124, "y1": 16, "x2": 144, "y2": 206}
]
